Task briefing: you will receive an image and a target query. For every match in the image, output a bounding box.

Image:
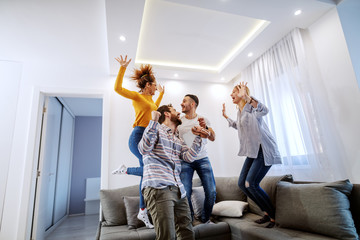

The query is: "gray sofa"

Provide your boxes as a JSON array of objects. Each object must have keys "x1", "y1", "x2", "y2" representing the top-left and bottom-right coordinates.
[{"x1": 96, "y1": 175, "x2": 360, "y2": 240}]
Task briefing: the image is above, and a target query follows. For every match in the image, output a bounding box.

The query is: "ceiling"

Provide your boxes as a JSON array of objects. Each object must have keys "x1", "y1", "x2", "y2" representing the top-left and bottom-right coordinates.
[{"x1": 105, "y1": 0, "x2": 336, "y2": 83}]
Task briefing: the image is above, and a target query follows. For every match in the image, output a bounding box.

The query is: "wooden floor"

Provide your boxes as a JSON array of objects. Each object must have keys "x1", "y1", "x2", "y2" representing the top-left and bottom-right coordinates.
[{"x1": 45, "y1": 214, "x2": 99, "y2": 240}]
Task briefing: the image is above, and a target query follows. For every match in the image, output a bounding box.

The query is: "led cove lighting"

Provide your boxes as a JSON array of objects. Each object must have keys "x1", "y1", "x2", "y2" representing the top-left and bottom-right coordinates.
[
  {"x1": 136, "y1": 1, "x2": 270, "y2": 72},
  {"x1": 294, "y1": 10, "x2": 302, "y2": 16}
]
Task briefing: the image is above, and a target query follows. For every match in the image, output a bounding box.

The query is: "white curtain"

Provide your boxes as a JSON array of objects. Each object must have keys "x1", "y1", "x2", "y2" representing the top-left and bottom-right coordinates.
[{"x1": 240, "y1": 28, "x2": 347, "y2": 181}]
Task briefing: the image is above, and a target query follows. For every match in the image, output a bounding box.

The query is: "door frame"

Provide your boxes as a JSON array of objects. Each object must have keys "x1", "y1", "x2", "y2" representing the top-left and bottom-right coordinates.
[{"x1": 21, "y1": 87, "x2": 110, "y2": 240}]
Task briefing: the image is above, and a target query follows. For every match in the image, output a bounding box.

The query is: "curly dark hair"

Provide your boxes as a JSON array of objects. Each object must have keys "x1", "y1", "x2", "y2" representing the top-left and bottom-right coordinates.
[{"x1": 131, "y1": 64, "x2": 155, "y2": 91}]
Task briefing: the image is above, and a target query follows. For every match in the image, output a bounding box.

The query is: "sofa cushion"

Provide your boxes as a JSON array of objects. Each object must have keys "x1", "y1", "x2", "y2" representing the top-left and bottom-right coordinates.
[
  {"x1": 99, "y1": 225, "x2": 155, "y2": 240},
  {"x1": 100, "y1": 185, "x2": 139, "y2": 226},
  {"x1": 123, "y1": 196, "x2": 146, "y2": 229},
  {"x1": 214, "y1": 177, "x2": 247, "y2": 202},
  {"x1": 212, "y1": 200, "x2": 248, "y2": 217},
  {"x1": 220, "y1": 213, "x2": 337, "y2": 240},
  {"x1": 276, "y1": 180, "x2": 358, "y2": 240},
  {"x1": 247, "y1": 174, "x2": 293, "y2": 215},
  {"x1": 191, "y1": 186, "x2": 205, "y2": 219}
]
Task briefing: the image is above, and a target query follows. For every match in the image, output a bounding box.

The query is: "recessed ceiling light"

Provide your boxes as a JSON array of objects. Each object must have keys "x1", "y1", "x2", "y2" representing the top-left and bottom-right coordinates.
[
  {"x1": 174, "y1": 73, "x2": 179, "y2": 77},
  {"x1": 294, "y1": 10, "x2": 302, "y2": 16},
  {"x1": 119, "y1": 35, "x2": 126, "y2": 42},
  {"x1": 248, "y1": 52, "x2": 253, "y2": 57},
  {"x1": 221, "y1": 77, "x2": 225, "y2": 81}
]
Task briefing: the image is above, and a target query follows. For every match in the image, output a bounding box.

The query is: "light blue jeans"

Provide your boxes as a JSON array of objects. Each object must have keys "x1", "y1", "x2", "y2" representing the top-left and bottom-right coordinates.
[
  {"x1": 127, "y1": 126, "x2": 145, "y2": 208},
  {"x1": 180, "y1": 157, "x2": 217, "y2": 223}
]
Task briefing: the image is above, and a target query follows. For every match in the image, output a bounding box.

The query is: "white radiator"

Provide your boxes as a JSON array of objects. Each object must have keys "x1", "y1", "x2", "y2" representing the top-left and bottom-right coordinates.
[{"x1": 84, "y1": 177, "x2": 100, "y2": 215}]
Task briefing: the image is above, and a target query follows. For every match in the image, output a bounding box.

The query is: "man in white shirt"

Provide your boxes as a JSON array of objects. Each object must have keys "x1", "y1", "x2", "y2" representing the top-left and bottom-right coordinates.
[{"x1": 177, "y1": 94, "x2": 217, "y2": 224}]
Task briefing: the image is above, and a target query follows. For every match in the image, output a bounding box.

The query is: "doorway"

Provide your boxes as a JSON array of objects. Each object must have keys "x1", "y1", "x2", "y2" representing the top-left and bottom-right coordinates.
[{"x1": 30, "y1": 95, "x2": 103, "y2": 240}]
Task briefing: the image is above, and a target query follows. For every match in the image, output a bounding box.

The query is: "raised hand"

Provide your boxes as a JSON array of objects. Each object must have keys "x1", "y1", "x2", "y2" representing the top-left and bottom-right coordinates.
[
  {"x1": 222, "y1": 103, "x2": 228, "y2": 119},
  {"x1": 151, "y1": 111, "x2": 161, "y2": 122},
  {"x1": 236, "y1": 81, "x2": 248, "y2": 99},
  {"x1": 115, "y1": 55, "x2": 132, "y2": 68},
  {"x1": 157, "y1": 83, "x2": 165, "y2": 93}
]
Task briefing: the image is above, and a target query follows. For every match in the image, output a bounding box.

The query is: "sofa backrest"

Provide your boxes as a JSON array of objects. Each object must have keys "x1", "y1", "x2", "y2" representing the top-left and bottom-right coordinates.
[
  {"x1": 99, "y1": 184, "x2": 139, "y2": 226},
  {"x1": 213, "y1": 177, "x2": 247, "y2": 202}
]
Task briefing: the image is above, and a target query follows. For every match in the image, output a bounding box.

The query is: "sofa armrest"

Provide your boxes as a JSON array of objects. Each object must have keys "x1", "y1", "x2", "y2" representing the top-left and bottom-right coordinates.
[{"x1": 95, "y1": 221, "x2": 102, "y2": 240}]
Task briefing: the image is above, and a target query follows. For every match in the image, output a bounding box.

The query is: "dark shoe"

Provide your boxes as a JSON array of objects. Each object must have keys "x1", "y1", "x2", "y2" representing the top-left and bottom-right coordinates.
[
  {"x1": 265, "y1": 221, "x2": 275, "y2": 228},
  {"x1": 254, "y1": 215, "x2": 270, "y2": 224}
]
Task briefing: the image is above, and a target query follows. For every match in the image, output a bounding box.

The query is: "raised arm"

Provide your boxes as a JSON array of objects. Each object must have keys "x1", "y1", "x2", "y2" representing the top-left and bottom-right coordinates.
[
  {"x1": 223, "y1": 103, "x2": 238, "y2": 129},
  {"x1": 180, "y1": 135, "x2": 202, "y2": 163},
  {"x1": 243, "y1": 97, "x2": 269, "y2": 118},
  {"x1": 154, "y1": 84, "x2": 165, "y2": 107},
  {"x1": 138, "y1": 111, "x2": 161, "y2": 155},
  {"x1": 114, "y1": 55, "x2": 139, "y2": 100}
]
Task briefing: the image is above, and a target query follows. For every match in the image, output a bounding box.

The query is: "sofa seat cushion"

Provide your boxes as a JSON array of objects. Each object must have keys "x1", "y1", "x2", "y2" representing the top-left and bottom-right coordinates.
[
  {"x1": 100, "y1": 225, "x2": 155, "y2": 240},
  {"x1": 219, "y1": 213, "x2": 337, "y2": 240},
  {"x1": 99, "y1": 222, "x2": 231, "y2": 240},
  {"x1": 194, "y1": 221, "x2": 231, "y2": 240}
]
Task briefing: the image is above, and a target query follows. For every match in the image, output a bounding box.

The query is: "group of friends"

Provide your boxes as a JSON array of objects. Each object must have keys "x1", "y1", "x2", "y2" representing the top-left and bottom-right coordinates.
[{"x1": 111, "y1": 55, "x2": 282, "y2": 240}]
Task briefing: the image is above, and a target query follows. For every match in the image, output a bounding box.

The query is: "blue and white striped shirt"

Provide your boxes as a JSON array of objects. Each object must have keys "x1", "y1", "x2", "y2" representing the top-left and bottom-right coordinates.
[{"x1": 138, "y1": 120, "x2": 202, "y2": 198}]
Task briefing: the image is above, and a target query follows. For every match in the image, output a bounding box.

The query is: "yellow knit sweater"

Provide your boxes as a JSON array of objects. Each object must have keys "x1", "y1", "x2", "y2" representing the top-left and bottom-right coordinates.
[{"x1": 114, "y1": 66, "x2": 164, "y2": 128}]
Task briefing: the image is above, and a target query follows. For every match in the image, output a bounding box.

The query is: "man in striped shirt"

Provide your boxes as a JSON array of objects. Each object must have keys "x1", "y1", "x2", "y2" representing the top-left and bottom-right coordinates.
[{"x1": 138, "y1": 104, "x2": 208, "y2": 240}]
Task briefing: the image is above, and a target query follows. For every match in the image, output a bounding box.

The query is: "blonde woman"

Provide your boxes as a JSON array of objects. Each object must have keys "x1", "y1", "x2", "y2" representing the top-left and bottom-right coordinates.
[
  {"x1": 222, "y1": 82, "x2": 281, "y2": 228},
  {"x1": 112, "y1": 55, "x2": 164, "y2": 228}
]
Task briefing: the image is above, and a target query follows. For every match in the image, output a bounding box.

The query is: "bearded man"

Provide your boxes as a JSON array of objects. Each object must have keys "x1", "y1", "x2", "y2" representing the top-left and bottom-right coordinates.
[{"x1": 138, "y1": 104, "x2": 208, "y2": 240}]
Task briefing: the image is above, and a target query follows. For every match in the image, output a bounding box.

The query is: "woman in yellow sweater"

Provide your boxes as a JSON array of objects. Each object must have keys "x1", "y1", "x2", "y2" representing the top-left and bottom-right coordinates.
[{"x1": 112, "y1": 55, "x2": 164, "y2": 228}]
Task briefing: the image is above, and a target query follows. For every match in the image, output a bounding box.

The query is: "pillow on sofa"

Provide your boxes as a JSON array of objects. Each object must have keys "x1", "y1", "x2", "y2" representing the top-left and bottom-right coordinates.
[
  {"x1": 276, "y1": 180, "x2": 358, "y2": 240},
  {"x1": 191, "y1": 187, "x2": 205, "y2": 218},
  {"x1": 247, "y1": 174, "x2": 293, "y2": 216},
  {"x1": 212, "y1": 200, "x2": 248, "y2": 217},
  {"x1": 99, "y1": 185, "x2": 139, "y2": 226},
  {"x1": 123, "y1": 196, "x2": 145, "y2": 229}
]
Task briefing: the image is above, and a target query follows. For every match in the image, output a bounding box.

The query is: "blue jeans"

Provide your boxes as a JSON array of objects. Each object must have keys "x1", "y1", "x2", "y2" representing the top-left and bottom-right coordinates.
[
  {"x1": 127, "y1": 126, "x2": 145, "y2": 208},
  {"x1": 238, "y1": 146, "x2": 275, "y2": 219},
  {"x1": 180, "y1": 157, "x2": 216, "y2": 223}
]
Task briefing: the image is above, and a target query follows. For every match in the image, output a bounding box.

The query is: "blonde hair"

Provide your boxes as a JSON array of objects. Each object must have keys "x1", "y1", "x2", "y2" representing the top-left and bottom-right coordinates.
[{"x1": 234, "y1": 84, "x2": 250, "y2": 109}]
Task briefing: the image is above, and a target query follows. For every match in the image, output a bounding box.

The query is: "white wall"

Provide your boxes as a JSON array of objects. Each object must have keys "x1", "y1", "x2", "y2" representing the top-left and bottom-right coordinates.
[
  {"x1": 303, "y1": 8, "x2": 360, "y2": 183},
  {"x1": 337, "y1": 0, "x2": 360, "y2": 88},
  {"x1": 0, "y1": 0, "x2": 110, "y2": 239}
]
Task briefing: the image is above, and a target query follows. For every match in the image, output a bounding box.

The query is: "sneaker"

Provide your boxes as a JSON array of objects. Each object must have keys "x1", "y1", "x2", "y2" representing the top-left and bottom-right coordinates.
[
  {"x1": 204, "y1": 220, "x2": 215, "y2": 224},
  {"x1": 112, "y1": 164, "x2": 127, "y2": 175},
  {"x1": 265, "y1": 221, "x2": 276, "y2": 228},
  {"x1": 254, "y1": 215, "x2": 270, "y2": 224},
  {"x1": 137, "y1": 208, "x2": 154, "y2": 229}
]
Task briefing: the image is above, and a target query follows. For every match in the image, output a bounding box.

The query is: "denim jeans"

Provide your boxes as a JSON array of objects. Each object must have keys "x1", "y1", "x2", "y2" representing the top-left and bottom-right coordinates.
[
  {"x1": 180, "y1": 157, "x2": 216, "y2": 223},
  {"x1": 127, "y1": 126, "x2": 145, "y2": 208},
  {"x1": 143, "y1": 186, "x2": 194, "y2": 240},
  {"x1": 238, "y1": 146, "x2": 275, "y2": 219}
]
